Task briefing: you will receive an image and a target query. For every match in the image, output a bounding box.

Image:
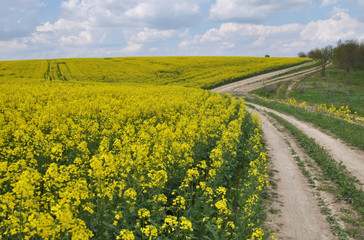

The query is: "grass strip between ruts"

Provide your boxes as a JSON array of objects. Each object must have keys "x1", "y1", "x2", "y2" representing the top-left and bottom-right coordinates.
[
  {"x1": 245, "y1": 97, "x2": 364, "y2": 150},
  {"x1": 266, "y1": 111, "x2": 364, "y2": 221}
]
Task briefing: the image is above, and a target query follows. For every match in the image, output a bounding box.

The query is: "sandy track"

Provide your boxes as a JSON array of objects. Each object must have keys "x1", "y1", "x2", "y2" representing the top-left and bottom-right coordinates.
[
  {"x1": 212, "y1": 62, "x2": 317, "y2": 94},
  {"x1": 249, "y1": 103, "x2": 364, "y2": 185},
  {"x1": 250, "y1": 109, "x2": 334, "y2": 240}
]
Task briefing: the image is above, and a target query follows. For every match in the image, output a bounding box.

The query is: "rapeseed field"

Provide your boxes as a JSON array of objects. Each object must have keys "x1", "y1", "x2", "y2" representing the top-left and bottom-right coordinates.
[
  {"x1": 0, "y1": 57, "x2": 309, "y2": 88},
  {"x1": 0, "y1": 57, "x2": 306, "y2": 239}
]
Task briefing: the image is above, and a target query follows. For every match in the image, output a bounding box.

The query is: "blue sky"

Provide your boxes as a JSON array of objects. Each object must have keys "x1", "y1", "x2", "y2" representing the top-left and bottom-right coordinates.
[{"x1": 1, "y1": 0, "x2": 364, "y2": 60}]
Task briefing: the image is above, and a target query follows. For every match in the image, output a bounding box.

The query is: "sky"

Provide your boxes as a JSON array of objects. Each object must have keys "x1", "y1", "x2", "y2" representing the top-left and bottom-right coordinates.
[{"x1": 1, "y1": 0, "x2": 364, "y2": 60}]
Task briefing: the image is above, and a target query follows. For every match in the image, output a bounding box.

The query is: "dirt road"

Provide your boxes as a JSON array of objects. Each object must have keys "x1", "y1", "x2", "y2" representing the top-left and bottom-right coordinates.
[
  {"x1": 250, "y1": 103, "x2": 364, "y2": 185},
  {"x1": 212, "y1": 62, "x2": 319, "y2": 94},
  {"x1": 251, "y1": 110, "x2": 334, "y2": 239}
]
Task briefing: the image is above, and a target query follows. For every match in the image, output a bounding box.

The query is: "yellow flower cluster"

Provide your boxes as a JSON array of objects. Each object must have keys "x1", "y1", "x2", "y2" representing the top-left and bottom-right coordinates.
[
  {"x1": 138, "y1": 208, "x2": 151, "y2": 219},
  {"x1": 140, "y1": 224, "x2": 158, "y2": 239},
  {"x1": 281, "y1": 97, "x2": 364, "y2": 124},
  {"x1": 316, "y1": 104, "x2": 363, "y2": 124},
  {"x1": 173, "y1": 196, "x2": 186, "y2": 210},
  {"x1": 248, "y1": 228, "x2": 265, "y2": 240},
  {"x1": 117, "y1": 229, "x2": 135, "y2": 240},
  {"x1": 179, "y1": 216, "x2": 193, "y2": 232},
  {"x1": 0, "y1": 80, "x2": 270, "y2": 239}
]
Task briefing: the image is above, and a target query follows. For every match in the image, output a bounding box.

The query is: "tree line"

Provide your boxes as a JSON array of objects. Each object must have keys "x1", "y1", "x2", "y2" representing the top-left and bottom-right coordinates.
[{"x1": 298, "y1": 39, "x2": 364, "y2": 76}]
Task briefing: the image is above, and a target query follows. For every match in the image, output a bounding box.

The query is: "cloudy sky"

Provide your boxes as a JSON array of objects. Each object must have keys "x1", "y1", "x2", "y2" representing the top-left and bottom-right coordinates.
[{"x1": 1, "y1": 0, "x2": 364, "y2": 60}]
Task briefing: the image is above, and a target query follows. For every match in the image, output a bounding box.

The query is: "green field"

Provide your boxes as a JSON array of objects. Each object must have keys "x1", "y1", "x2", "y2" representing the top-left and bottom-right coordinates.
[{"x1": 252, "y1": 65, "x2": 364, "y2": 116}]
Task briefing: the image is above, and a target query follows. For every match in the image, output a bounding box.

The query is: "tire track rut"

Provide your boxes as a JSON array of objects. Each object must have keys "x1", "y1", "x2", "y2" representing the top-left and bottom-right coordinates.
[
  {"x1": 212, "y1": 62, "x2": 316, "y2": 94},
  {"x1": 250, "y1": 109, "x2": 334, "y2": 240}
]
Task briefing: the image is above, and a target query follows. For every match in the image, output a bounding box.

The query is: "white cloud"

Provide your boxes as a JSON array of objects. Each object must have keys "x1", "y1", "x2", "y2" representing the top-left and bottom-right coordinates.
[
  {"x1": 0, "y1": 39, "x2": 27, "y2": 51},
  {"x1": 59, "y1": 0, "x2": 200, "y2": 29},
  {"x1": 181, "y1": 6, "x2": 364, "y2": 57},
  {"x1": 31, "y1": 18, "x2": 92, "y2": 46},
  {"x1": 220, "y1": 42, "x2": 235, "y2": 49},
  {"x1": 209, "y1": 0, "x2": 310, "y2": 23},
  {"x1": 149, "y1": 47, "x2": 159, "y2": 52},
  {"x1": 60, "y1": 30, "x2": 93, "y2": 45},
  {"x1": 1, "y1": 0, "x2": 198, "y2": 59},
  {"x1": 123, "y1": 1, "x2": 200, "y2": 29},
  {"x1": 180, "y1": 22, "x2": 304, "y2": 56},
  {"x1": 124, "y1": 3, "x2": 155, "y2": 19},
  {"x1": 178, "y1": 35, "x2": 200, "y2": 50},
  {"x1": 200, "y1": 22, "x2": 303, "y2": 43},
  {"x1": 36, "y1": 19, "x2": 89, "y2": 33},
  {"x1": 2, "y1": 0, "x2": 364, "y2": 60},
  {"x1": 22, "y1": 0, "x2": 199, "y2": 57},
  {"x1": 133, "y1": 28, "x2": 178, "y2": 42},
  {"x1": 321, "y1": 0, "x2": 338, "y2": 7},
  {"x1": 121, "y1": 42, "x2": 144, "y2": 53},
  {"x1": 300, "y1": 7, "x2": 364, "y2": 43}
]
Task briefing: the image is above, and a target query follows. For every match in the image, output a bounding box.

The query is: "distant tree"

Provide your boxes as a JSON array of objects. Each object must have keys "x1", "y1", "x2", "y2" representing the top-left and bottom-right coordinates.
[
  {"x1": 265, "y1": 54, "x2": 270, "y2": 57},
  {"x1": 320, "y1": 45, "x2": 334, "y2": 76},
  {"x1": 298, "y1": 52, "x2": 307, "y2": 58},
  {"x1": 307, "y1": 48, "x2": 321, "y2": 59},
  {"x1": 334, "y1": 39, "x2": 360, "y2": 73},
  {"x1": 304, "y1": 39, "x2": 364, "y2": 76},
  {"x1": 308, "y1": 46, "x2": 333, "y2": 76},
  {"x1": 359, "y1": 41, "x2": 364, "y2": 69}
]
